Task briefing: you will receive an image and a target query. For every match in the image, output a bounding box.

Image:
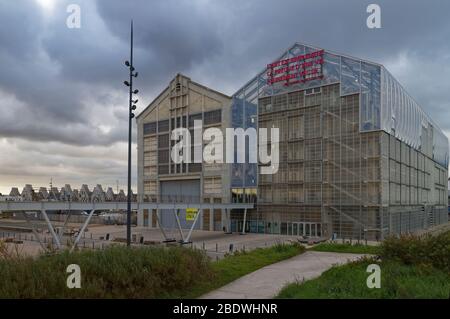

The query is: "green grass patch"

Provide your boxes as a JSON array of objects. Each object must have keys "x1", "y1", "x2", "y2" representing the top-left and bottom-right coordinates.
[
  {"x1": 277, "y1": 231, "x2": 450, "y2": 299},
  {"x1": 310, "y1": 242, "x2": 381, "y2": 255},
  {"x1": 277, "y1": 258, "x2": 450, "y2": 299},
  {"x1": 0, "y1": 242, "x2": 304, "y2": 298}
]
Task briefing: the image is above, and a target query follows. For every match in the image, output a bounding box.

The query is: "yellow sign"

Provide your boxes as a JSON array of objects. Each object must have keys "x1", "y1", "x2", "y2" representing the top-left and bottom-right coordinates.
[{"x1": 186, "y1": 208, "x2": 198, "y2": 221}]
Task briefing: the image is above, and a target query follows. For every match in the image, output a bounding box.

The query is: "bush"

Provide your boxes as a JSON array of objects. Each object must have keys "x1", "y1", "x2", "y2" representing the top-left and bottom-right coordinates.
[
  {"x1": 0, "y1": 245, "x2": 213, "y2": 298},
  {"x1": 381, "y1": 231, "x2": 450, "y2": 272}
]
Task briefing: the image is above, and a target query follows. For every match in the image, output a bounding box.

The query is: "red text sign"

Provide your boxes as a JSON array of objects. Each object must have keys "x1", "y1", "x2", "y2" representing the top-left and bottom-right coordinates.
[{"x1": 267, "y1": 49, "x2": 324, "y2": 86}]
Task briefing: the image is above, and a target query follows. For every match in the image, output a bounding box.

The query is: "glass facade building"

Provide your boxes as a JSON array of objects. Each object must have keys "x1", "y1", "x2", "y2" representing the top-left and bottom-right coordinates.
[{"x1": 230, "y1": 43, "x2": 448, "y2": 240}]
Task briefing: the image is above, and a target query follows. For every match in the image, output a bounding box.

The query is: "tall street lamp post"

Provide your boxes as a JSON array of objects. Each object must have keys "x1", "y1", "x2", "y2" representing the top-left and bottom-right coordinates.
[{"x1": 123, "y1": 20, "x2": 138, "y2": 247}]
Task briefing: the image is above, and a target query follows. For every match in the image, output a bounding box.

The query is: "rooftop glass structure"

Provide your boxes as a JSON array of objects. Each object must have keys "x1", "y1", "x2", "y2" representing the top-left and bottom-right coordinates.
[{"x1": 231, "y1": 42, "x2": 448, "y2": 168}]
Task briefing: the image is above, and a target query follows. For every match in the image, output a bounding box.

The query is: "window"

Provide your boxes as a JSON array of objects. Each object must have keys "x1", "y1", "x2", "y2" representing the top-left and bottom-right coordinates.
[
  {"x1": 189, "y1": 163, "x2": 202, "y2": 173},
  {"x1": 158, "y1": 134, "x2": 169, "y2": 148},
  {"x1": 158, "y1": 149, "x2": 169, "y2": 163},
  {"x1": 143, "y1": 122, "x2": 156, "y2": 135},
  {"x1": 204, "y1": 109, "x2": 222, "y2": 125},
  {"x1": 305, "y1": 87, "x2": 321, "y2": 95},
  {"x1": 189, "y1": 113, "x2": 202, "y2": 127},
  {"x1": 272, "y1": 94, "x2": 287, "y2": 112},
  {"x1": 158, "y1": 119, "x2": 169, "y2": 132},
  {"x1": 158, "y1": 165, "x2": 169, "y2": 174},
  {"x1": 258, "y1": 97, "x2": 272, "y2": 113},
  {"x1": 172, "y1": 116, "x2": 187, "y2": 128}
]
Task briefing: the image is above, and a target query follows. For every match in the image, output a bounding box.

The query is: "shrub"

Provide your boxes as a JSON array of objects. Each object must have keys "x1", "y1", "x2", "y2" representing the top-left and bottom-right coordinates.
[
  {"x1": 0, "y1": 240, "x2": 23, "y2": 260},
  {"x1": 381, "y1": 231, "x2": 450, "y2": 272}
]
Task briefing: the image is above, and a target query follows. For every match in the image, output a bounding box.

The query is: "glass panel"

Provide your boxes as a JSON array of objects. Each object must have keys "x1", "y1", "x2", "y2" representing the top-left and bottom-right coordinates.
[
  {"x1": 305, "y1": 224, "x2": 310, "y2": 236},
  {"x1": 158, "y1": 119, "x2": 169, "y2": 132},
  {"x1": 293, "y1": 223, "x2": 298, "y2": 236},
  {"x1": 323, "y1": 52, "x2": 340, "y2": 85},
  {"x1": 188, "y1": 113, "x2": 202, "y2": 127},
  {"x1": 143, "y1": 122, "x2": 157, "y2": 135},
  {"x1": 258, "y1": 221, "x2": 265, "y2": 233},
  {"x1": 340, "y1": 57, "x2": 360, "y2": 96},
  {"x1": 311, "y1": 224, "x2": 316, "y2": 237},
  {"x1": 204, "y1": 109, "x2": 222, "y2": 125}
]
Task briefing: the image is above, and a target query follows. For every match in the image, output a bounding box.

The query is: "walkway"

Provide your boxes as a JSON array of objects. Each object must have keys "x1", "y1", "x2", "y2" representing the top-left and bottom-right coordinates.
[{"x1": 200, "y1": 251, "x2": 365, "y2": 299}]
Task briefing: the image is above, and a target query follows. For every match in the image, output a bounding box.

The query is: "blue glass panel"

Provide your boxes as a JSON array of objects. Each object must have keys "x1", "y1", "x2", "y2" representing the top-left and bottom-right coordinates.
[
  {"x1": 360, "y1": 62, "x2": 381, "y2": 131},
  {"x1": 340, "y1": 57, "x2": 361, "y2": 96}
]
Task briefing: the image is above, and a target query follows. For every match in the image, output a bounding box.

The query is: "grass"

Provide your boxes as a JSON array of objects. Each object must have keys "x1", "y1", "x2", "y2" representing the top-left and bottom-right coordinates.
[
  {"x1": 309, "y1": 242, "x2": 381, "y2": 255},
  {"x1": 0, "y1": 242, "x2": 304, "y2": 298},
  {"x1": 184, "y1": 242, "x2": 305, "y2": 298},
  {"x1": 277, "y1": 257, "x2": 450, "y2": 299},
  {"x1": 277, "y1": 231, "x2": 450, "y2": 299},
  {"x1": 0, "y1": 245, "x2": 213, "y2": 298}
]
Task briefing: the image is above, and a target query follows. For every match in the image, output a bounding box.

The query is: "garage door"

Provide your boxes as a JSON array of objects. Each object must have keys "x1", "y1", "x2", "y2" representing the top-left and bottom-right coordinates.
[{"x1": 160, "y1": 180, "x2": 201, "y2": 229}]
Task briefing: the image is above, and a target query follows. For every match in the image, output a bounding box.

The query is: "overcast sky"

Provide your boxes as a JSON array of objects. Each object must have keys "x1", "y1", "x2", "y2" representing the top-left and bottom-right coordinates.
[{"x1": 1, "y1": 0, "x2": 450, "y2": 194}]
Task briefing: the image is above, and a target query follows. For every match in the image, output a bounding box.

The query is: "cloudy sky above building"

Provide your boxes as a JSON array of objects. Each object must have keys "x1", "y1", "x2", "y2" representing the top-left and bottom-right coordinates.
[{"x1": 0, "y1": 0, "x2": 449, "y2": 194}]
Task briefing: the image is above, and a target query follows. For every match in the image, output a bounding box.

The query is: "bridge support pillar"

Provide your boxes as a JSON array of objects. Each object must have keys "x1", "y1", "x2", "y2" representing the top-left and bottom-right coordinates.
[{"x1": 41, "y1": 209, "x2": 61, "y2": 250}]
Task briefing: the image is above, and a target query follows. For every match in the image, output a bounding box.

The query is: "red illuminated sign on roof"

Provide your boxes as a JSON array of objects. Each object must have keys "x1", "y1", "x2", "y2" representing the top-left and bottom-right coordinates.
[{"x1": 267, "y1": 49, "x2": 324, "y2": 86}]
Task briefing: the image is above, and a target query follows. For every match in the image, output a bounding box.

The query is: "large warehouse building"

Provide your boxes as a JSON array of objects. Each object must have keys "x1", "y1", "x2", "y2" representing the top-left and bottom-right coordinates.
[{"x1": 137, "y1": 43, "x2": 449, "y2": 240}]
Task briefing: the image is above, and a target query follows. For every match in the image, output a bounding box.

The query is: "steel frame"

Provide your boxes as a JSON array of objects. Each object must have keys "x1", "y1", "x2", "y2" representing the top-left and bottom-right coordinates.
[{"x1": 1, "y1": 202, "x2": 254, "y2": 251}]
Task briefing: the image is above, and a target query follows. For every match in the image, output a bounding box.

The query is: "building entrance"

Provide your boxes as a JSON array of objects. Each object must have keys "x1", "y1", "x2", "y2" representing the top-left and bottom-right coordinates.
[{"x1": 286, "y1": 222, "x2": 322, "y2": 237}]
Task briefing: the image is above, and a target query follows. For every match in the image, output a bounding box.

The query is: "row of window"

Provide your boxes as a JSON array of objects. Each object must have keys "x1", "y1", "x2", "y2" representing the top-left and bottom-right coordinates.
[
  {"x1": 143, "y1": 110, "x2": 222, "y2": 135},
  {"x1": 259, "y1": 87, "x2": 322, "y2": 114}
]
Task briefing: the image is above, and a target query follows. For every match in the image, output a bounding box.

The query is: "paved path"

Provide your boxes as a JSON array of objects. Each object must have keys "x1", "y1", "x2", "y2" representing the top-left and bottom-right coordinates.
[{"x1": 200, "y1": 251, "x2": 365, "y2": 299}]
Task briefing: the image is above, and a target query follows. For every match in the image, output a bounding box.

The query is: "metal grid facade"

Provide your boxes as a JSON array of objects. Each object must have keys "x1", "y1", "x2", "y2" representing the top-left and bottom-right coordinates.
[
  {"x1": 228, "y1": 43, "x2": 448, "y2": 240},
  {"x1": 255, "y1": 83, "x2": 447, "y2": 240}
]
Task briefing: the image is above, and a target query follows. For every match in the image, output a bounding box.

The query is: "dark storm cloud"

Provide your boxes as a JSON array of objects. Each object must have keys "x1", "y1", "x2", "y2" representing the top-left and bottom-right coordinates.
[
  {"x1": 0, "y1": 0, "x2": 131, "y2": 147},
  {"x1": 95, "y1": 0, "x2": 224, "y2": 72},
  {"x1": 2, "y1": 0, "x2": 450, "y2": 141},
  {"x1": 1, "y1": 0, "x2": 450, "y2": 192},
  {"x1": 0, "y1": 1, "x2": 88, "y2": 125}
]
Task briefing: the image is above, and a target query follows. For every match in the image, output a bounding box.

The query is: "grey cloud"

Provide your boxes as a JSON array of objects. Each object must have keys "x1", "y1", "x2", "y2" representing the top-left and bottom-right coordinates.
[{"x1": 1, "y1": 0, "x2": 450, "y2": 192}]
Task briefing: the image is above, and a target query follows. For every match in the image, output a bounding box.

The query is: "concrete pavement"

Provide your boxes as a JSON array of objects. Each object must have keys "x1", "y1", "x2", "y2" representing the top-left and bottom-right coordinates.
[{"x1": 200, "y1": 251, "x2": 365, "y2": 299}]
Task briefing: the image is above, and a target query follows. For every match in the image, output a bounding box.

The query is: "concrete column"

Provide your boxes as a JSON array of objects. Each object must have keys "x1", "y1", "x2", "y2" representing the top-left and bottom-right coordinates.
[
  {"x1": 199, "y1": 208, "x2": 204, "y2": 230},
  {"x1": 209, "y1": 209, "x2": 214, "y2": 231},
  {"x1": 221, "y1": 208, "x2": 225, "y2": 231},
  {"x1": 157, "y1": 208, "x2": 161, "y2": 229},
  {"x1": 137, "y1": 209, "x2": 144, "y2": 227}
]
